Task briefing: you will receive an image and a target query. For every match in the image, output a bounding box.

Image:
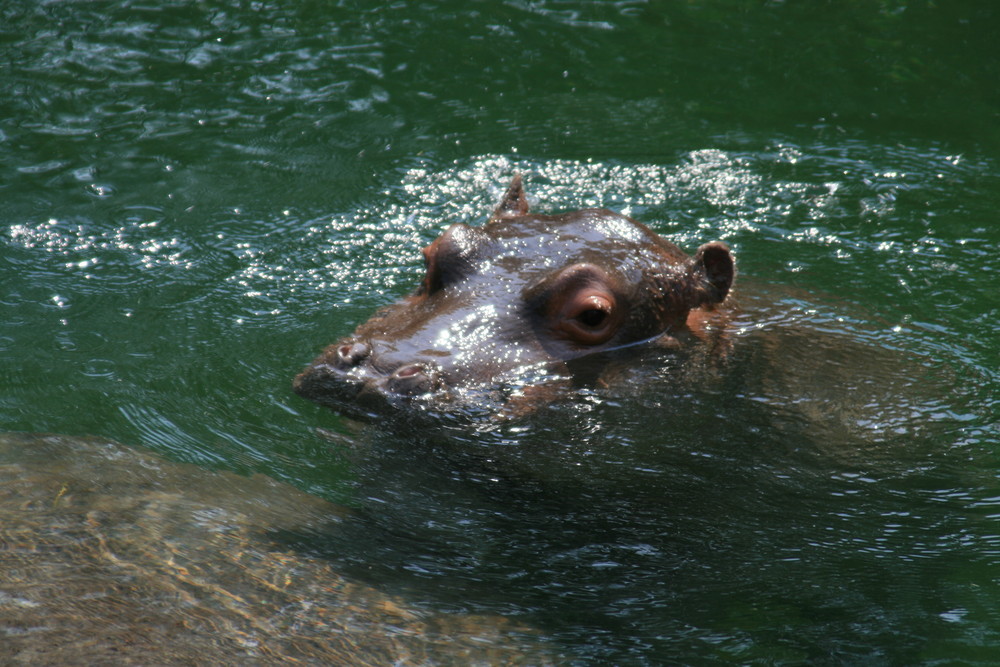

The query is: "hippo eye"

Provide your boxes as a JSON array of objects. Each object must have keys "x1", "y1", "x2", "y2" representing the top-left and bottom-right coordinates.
[
  {"x1": 577, "y1": 308, "x2": 608, "y2": 328},
  {"x1": 530, "y1": 263, "x2": 623, "y2": 347},
  {"x1": 561, "y1": 292, "x2": 617, "y2": 345}
]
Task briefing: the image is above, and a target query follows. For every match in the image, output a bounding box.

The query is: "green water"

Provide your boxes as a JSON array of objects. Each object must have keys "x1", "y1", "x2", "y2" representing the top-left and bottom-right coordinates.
[{"x1": 2, "y1": 0, "x2": 998, "y2": 663}]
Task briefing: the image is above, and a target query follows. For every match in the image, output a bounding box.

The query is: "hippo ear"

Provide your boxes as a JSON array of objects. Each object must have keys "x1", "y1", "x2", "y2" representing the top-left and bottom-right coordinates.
[
  {"x1": 488, "y1": 173, "x2": 530, "y2": 224},
  {"x1": 691, "y1": 242, "x2": 735, "y2": 305}
]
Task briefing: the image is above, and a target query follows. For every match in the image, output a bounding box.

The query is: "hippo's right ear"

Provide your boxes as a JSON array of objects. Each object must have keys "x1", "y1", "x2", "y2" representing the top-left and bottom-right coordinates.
[
  {"x1": 488, "y1": 174, "x2": 530, "y2": 224},
  {"x1": 691, "y1": 242, "x2": 735, "y2": 305}
]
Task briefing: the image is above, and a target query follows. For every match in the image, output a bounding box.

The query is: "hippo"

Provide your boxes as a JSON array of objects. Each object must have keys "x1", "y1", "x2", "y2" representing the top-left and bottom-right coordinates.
[{"x1": 294, "y1": 175, "x2": 735, "y2": 419}]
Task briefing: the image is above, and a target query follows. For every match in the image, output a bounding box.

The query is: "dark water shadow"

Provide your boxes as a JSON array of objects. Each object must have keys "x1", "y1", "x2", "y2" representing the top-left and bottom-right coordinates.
[{"x1": 277, "y1": 307, "x2": 993, "y2": 663}]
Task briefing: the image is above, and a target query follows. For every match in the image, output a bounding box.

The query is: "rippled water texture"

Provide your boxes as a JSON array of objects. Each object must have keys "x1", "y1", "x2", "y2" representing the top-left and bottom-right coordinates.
[{"x1": 2, "y1": 1, "x2": 999, "y2": 663}]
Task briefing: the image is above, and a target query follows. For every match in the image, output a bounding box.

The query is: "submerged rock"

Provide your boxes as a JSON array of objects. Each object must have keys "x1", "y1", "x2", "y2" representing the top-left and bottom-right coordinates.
[{"x1": 0, "y1": 432, "x2": 551, "y2": 665}]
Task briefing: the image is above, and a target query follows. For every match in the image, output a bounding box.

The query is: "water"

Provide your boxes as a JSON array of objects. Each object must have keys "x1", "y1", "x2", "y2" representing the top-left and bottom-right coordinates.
[{"x1": 2, "y1": 0, "x2": 998, "y2": 663}]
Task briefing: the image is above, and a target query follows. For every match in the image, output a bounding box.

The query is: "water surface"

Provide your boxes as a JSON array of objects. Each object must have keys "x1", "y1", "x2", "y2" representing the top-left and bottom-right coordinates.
[{"x1": 2, "y1": 1, "x2": 998, "y2": 663}]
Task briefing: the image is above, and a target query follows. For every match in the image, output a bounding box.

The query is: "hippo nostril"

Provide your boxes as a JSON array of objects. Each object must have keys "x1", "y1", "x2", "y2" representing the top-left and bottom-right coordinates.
[
  {"x1": 394, "y1": 364, "x2": 422, "y2": 378},
  {"x1": 387, "y1": 363, "x2": 439, "y2": 396},
  {"x1": 335, "y1": 342, "x2": 370, "y2": 368}
]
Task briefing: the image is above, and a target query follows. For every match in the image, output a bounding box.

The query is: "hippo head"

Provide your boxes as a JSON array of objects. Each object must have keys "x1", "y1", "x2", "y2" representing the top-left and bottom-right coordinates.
[{"x1": 294, "y1": 175, "x2": 734, "y2": 419}]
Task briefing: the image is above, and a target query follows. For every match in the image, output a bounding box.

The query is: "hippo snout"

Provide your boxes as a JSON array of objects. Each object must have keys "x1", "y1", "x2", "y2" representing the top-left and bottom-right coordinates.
[{"x1": 293, "y1": 338, "x2": 445, "y2": 414}]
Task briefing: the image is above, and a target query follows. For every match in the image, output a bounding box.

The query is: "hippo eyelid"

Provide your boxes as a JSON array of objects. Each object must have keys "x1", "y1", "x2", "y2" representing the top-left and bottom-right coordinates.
[{"x1": 525, "y1": 263, "x2": 616, "y2": 303}]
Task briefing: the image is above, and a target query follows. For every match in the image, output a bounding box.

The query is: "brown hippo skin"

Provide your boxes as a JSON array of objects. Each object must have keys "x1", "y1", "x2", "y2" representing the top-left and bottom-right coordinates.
[{"x1": 294, "y1": 175, "x2": 735, "y2": 419}]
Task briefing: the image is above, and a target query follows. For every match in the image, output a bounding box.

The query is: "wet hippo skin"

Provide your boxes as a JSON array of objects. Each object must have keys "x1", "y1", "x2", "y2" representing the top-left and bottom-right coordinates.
[{"x1": 294, "y1": 175, "x2": 734, "y2": 418}]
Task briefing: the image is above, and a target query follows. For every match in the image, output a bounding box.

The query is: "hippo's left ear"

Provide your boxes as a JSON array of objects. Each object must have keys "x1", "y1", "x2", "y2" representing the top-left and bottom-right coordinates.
[
  {"x1": 691, "y1": 242, "x2": 735, "y2": 305},
  {"x1": 488, "y1": 173, "x2": 530, "y2": 224}
]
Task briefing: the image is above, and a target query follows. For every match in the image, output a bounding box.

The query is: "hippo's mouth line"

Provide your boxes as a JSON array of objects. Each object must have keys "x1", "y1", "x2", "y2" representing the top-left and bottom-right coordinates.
[
  {"x1": 294, "y1": 335, "x2": 680, "y2": 419},
  {"x1": 294, "y1": 361, "x2": 451, "y2": 412},
  {"x1": 294, "y1": 354, "x2": 578, "y2": 421},
  {"x1": 555, "y1": 330, "x2": 680, "y2": 360}
]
